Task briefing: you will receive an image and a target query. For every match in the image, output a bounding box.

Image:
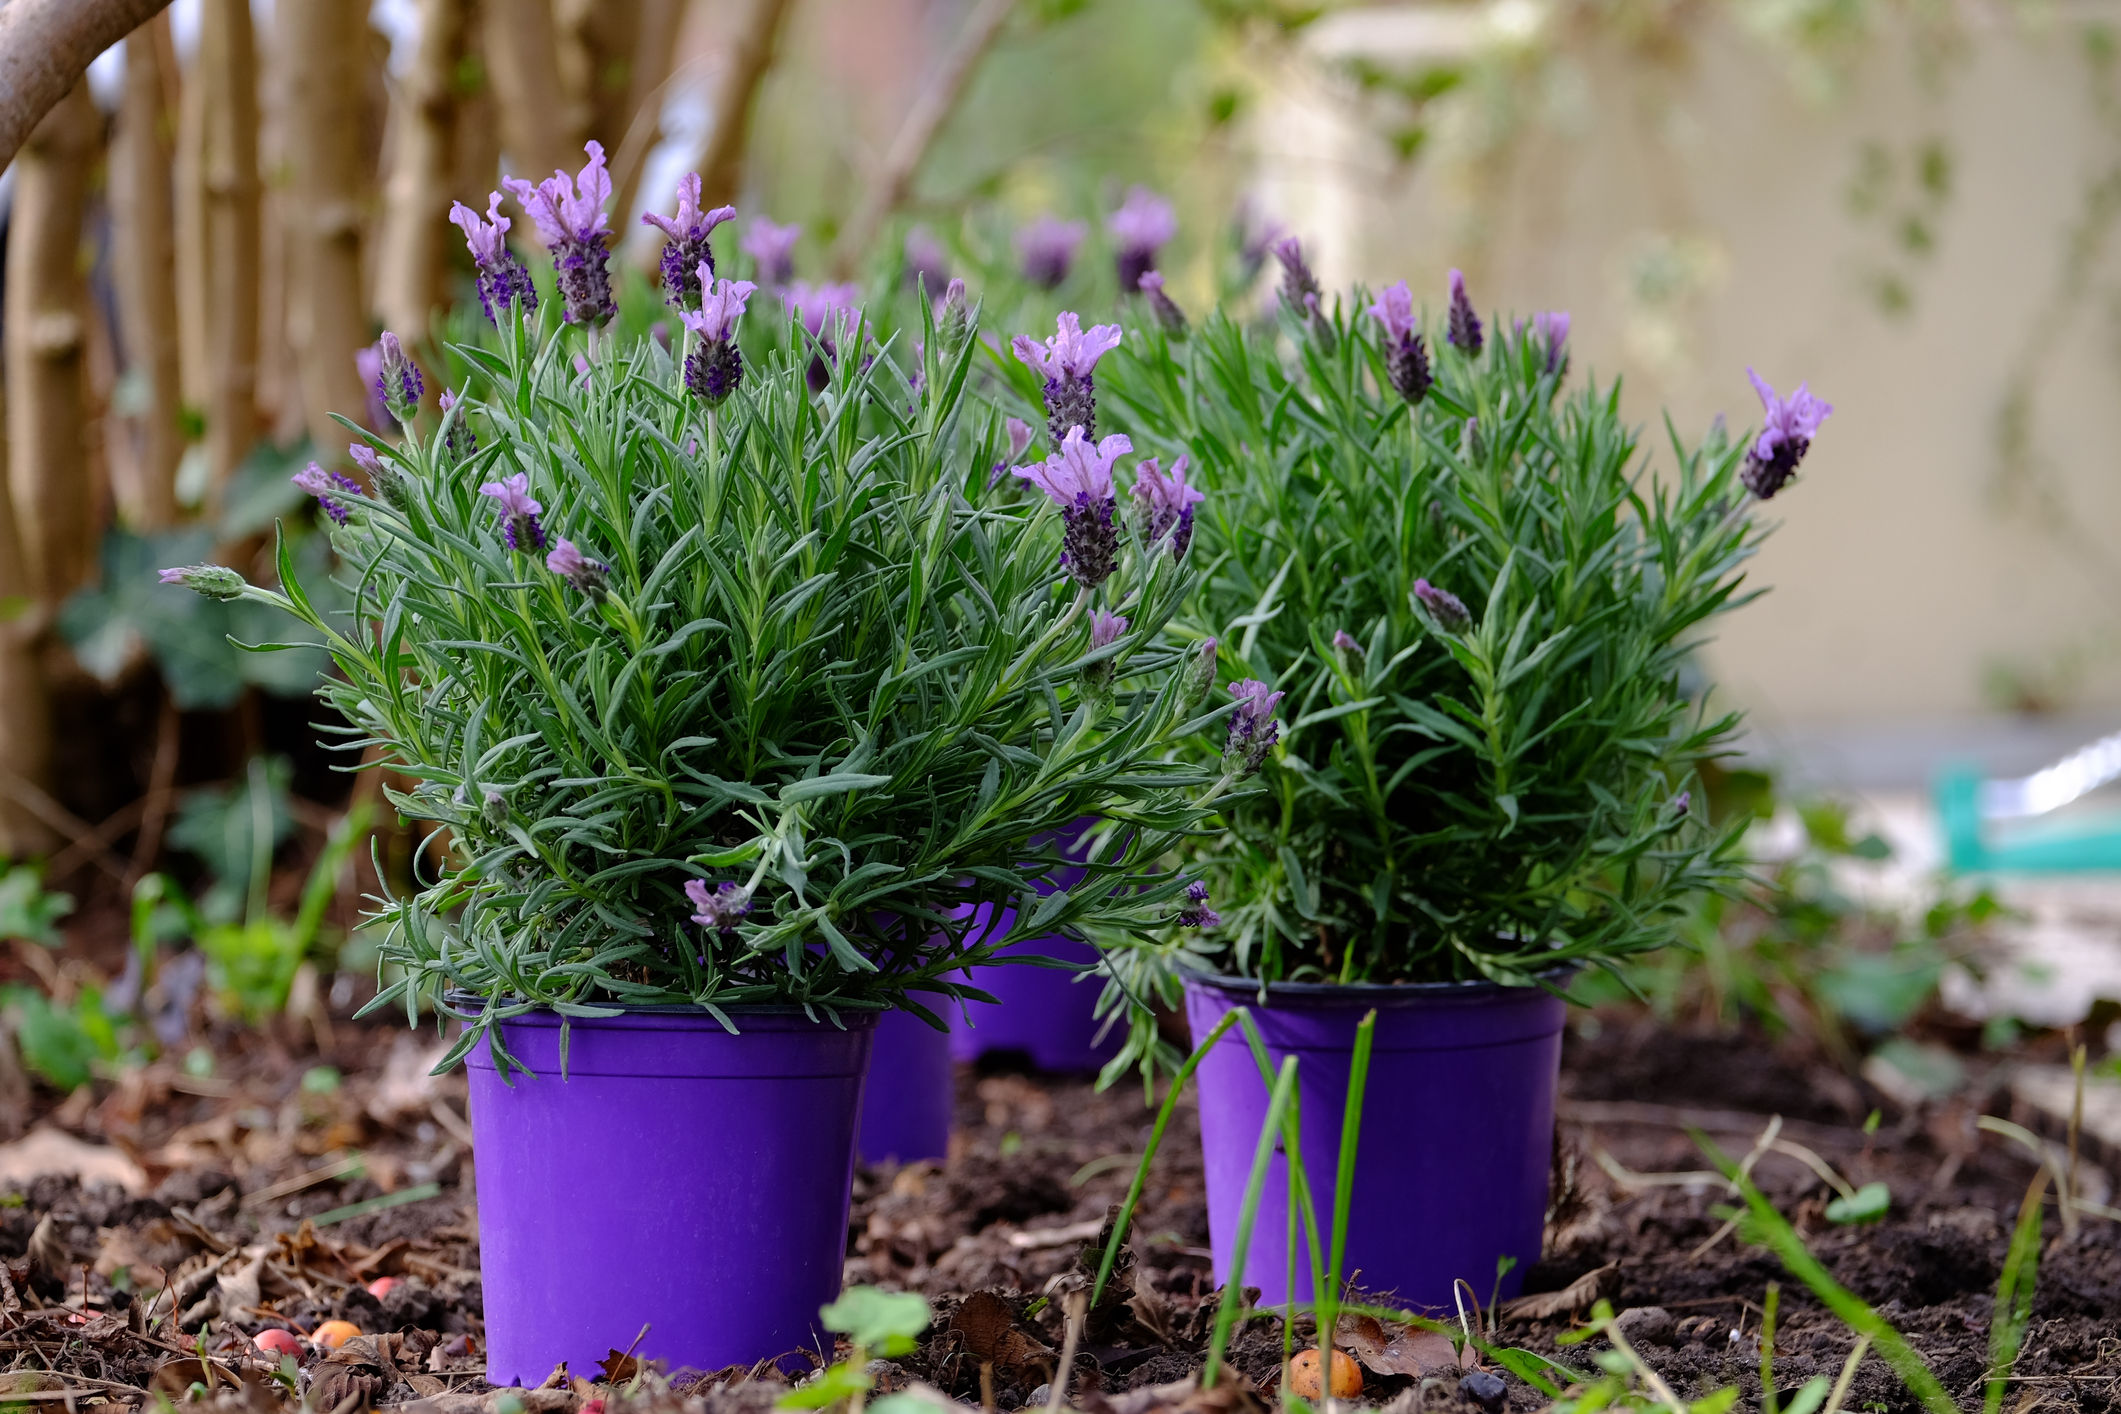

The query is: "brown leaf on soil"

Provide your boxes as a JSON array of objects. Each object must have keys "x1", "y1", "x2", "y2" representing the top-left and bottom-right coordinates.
[
  {"x1": 598, "y1": 1350, "x2": 662, "y2": 1383},
  {"x1": 95, "y1": 1217, "x2": 204, "y2": 1280},
  {"x1": 26, "y1": 1213, "x2": 75, "y2": 1280},
  {"x1": 0, "y1": 1372, "x2": 69, "y2": 1397},
  {"x1": 0, "y1": 1127, "x2": 149, "y2": 1192},
  {"x1": 399, "y1": 1390, "x2": 576, "y2": 1414},
  {"x1": 1332, "y1": 1314, "x2": 1459, "y2": 1376},
  {"x1": 950, "y1": 1290, "x2": 1054, "y2": 1386},
  {"x1": 1502, "y1": 1263, "x2": 1619, "y2": 1321}
]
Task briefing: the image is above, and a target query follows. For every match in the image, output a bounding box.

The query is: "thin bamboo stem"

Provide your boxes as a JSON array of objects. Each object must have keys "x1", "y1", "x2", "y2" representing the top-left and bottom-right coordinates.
[
  {"x1": 6, "y1": 79, "x2": 102, "y2": 605},
  {"x1": 184, "y1": 0, "x2": 262, "y2": 496},
  {"x1": 604, "y1": 0, "x2": 685, "y2": 224},
  {"x1": 0, "y1": 385, "x2": 56, "y2": 858},
  {"x1": 694, "y1": 0, "x2": 796, "y2": 210},
  {"x1": 110, "y1": 16, "x2": 183, "y2": 529},
  {"x1": 483, "y1": 0, "x2": 578, "y2": 181},
  {"x1": 376, "y1": 0, "x2": 468, "y2": 341}
]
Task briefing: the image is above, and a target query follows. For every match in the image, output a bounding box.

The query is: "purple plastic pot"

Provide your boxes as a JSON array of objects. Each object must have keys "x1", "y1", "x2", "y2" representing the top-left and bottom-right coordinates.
[
  {"x1": 1182, "y1": 972, "x2": 1566, "y2": 1311},
  {"x1": 949, "y1": 818, "x2": 1123, "y2": 1073},
  {"x1": 466, "y1": 1006, "x2": 875, "y2": 1383},
  {"x1": 859, "y1": 1008, "x2": 954, "y2": 1164}
]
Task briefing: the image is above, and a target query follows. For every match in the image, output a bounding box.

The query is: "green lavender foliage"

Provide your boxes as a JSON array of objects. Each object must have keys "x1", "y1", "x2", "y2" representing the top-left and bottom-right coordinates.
[
  {"x1": 1088, "y1": 297, "x2": 1774, "y2": 987},
  {"x1": 205, "y1": 298, "x2": 1219, "y2": 1064}
]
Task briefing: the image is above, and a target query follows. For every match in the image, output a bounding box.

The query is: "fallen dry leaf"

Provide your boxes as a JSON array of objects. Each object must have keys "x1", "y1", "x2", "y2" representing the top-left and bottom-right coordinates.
[
  {"x1": 0, "y1": 1127, "x2": 148, "y2": 1192},
  {"x1": 1503, "y1": 1263, "x2": 1620, "y2": 1321},
  {"x1": 950, "y1": 1290, "x2": 1054, "y2": 1386},
  {"x1": 1333, "y1": 1313, "x2": 1459, "y2": 1377}
]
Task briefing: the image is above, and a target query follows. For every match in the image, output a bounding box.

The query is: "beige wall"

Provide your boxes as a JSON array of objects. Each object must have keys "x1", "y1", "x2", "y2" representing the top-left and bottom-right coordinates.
[{"x1": 1254, "y1": 3, "x2": 2121, "y2": 737}]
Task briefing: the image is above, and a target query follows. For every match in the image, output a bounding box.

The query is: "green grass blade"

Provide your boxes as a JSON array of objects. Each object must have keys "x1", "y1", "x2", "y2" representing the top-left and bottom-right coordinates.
[
  {"x1": 1984, "y1": 1170, "x2": 2049, "y2": 1414},
  {"x1": 1203, "y1": 1054, "x2": 1299, "y2": 1389}
]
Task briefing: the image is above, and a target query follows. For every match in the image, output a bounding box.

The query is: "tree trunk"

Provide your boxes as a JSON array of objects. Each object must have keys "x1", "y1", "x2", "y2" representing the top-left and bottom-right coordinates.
[
  {"x1": 280, "y1": 0, "x2": 374, "y2": 457},
  {"x1": 0, "y1": 0, "x2": 174, "y2": 173},
  {"x1": 603, "y1": 0, "x2": 685, "y2": 225},
  {"x1": 110, "y1": 16, "x2": 183, "y2": 530},
  {"x1": 483, "y1": 0, "x2": 577, "y2": 181},
  {"x1": 375, "y1": 0, "x2": 468, "y2": 341},
  {"x1": 695, "y1": 0, "x2": 796, "y2": 211},
  {"x1": 182, "y1": 0, "x2": 262, "y2": 496},
  {"x1": 6, "y1": 80, "x2": 102, "y2": 607}
]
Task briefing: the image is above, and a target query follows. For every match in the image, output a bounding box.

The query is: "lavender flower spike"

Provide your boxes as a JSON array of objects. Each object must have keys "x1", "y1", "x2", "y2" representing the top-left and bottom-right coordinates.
[
  {"x1": 478, "y1": 472, "x2": 547, "y2": 552},
  {"x1": 292, "y1": 461, "x2": 362, "y2": 526},
  {"x1": 904, "y1": 226, "x2": 950, "y2": 295},
  {"x1": 1082, "y1": 608, "x2": 1130, "y2": 703},
  {"x1": 642, "y1": 172, "x2": 736, "y2": 309},
  {"x1": 741, "y1": 218, "x2": 801, "y2": 285},
  {"x1": 988, "y1": 416, "x2": 1035, "y2": 489},
  {"x1": 546, "y1": 537, "x2": 611, "y2": 601},
  {"x1": 1740, "y1": 368, "x2": 1833, "y2": 500},
  {"x1": 1013, "y1": 425, "x2": 1129, "y2": 591},
  {"x1": 1138, "y1": 271, "x2": 1189, "y2": 338},
  {"x1": 1529, "y1": 310, "x2": 1570, "y2": 376},
  {"x1": 681, "y1": 272, "x2": 758, "y2": 405},
  {"x1": 685, "y1": 878, "x2": 753, "y2": 934},
  {"x1": 1332, "y1": 629, "x2": 1363, "y2": 655},
  {"x1": 1224, "y1": 679, "x2": 1285, "y2": 777},
  {"x1": 1016, "y1": 215, "x2": 1086, "y2": 289},
  {"x1": 1367, "y1": 281, "x2": 1432, "y2": 405},
  {"x1": 1132, "y1": 453, "x2": 1205, "y2": 559},
  {"x1": 373, "y1": 332, "x2": 424, "y2": 425},
  {"x1": 1177, "y1": 880, "x2": 1221, "y2": 930},
  {"x1": 159, "y1": 564, "x2": 245, "y2": 600},
  {"x1": 784, "y1": 282, "x2": 864, "y2": 394},
  {"x1": 1108, "y1": 186, "x2": 1176, "y2": 291},
  {"x1": 449, "y1": 192, "x2": 538, "y2": 323},
  {"x1": 1446, "y1": 268, "x2": 1483, "y2": 356},
  {"x1": 438, "y1": 389, "x2": 476, "y2": 463},
  {"x1": 1414, "y1": 578, "x2": 1472, "y2": 632},
  {"x1": 1012, "y1": 311, "x2": 1123, "y2": 446},
  {"x1": 502, "y1": 141, "x2": 614, "y2": 326}
]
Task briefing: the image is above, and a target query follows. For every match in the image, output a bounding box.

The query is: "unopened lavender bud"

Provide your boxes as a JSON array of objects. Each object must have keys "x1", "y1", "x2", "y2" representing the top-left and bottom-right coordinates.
[
  {"x1": 1181, "y1": 638, "x2": 1219, "y2": 712},
  {"x1": 1131, "y1": 454, "x2": 1205, "y2": 560},
  {"x1": 292, "y1": 461, "x2": 363, "y2": 526},
  {"x1": 438, "y1": 389, "x2": 476, "y2": 464},
  {"x1": 158, "y1": 564, "x2": 246, "y2": 600},
  {"x1": 482, "y1": 789, "x2": 509, "y2": 828},
  {"x1": 1672, "y1": 790, "x2": 1692, "y2": 816},
  {"x1": 1366, "y1": 282, "x2": 1431, "y2": 404},
  {"x1": 1273, "y1": 236, "x2": 1336, "y2": 351},
  {"x1": 1413, "y1": 578, "x2": 1472, "y2": 633},
  {"x1": 937, "y1": 276, "x2": 971, "y2": 349},
  {"x1": 1223, "y1": 678, "x2": 1285, "y2": 778},
  {"x1": 1081, "y1": 608, "x2": 1129, "y2": 705},
  {"x1": 1446, "y1": 269, "x2": 1483, "y2": 356},
  {"x1": 546, "y1": 537, "x2": 612, "y2": 601},
  {"x1": 990, "y1": 416, "x2": 1036, "y2": 489},
  {"x1": 373, "y1": 332, "x2": 424, "y2": 425},
  {"x1": 1138, "y1": 271, "x2": 1189, "y2": 338},
  {"x1": 1332, "y1": 629, "x2": 1362, "y2": 656},
  {"x1": 1176, "y1": 880, "x2": 1221, "y2": 930}
]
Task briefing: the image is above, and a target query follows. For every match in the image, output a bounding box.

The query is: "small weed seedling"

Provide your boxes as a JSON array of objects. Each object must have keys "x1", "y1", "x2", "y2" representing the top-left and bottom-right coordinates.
[{"x1": 778, "y1": 1287, "x2": 931, "y2": 1414}]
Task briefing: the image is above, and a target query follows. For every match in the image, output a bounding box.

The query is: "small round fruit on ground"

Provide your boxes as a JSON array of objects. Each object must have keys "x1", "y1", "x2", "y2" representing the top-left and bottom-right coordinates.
[
  {"x1": 365, "y1": 1277, "x2": 398, "y2": 1298},
  {"x1": 254, "y1": 1328, "x2": 304, "y2": 1359},
  {"x1": 312, "y1": 1320, "x2": 362, "y2": 1351},
  {"x1": 1287, "y1": 1348, "x2": 1362, "y2": 1400}
]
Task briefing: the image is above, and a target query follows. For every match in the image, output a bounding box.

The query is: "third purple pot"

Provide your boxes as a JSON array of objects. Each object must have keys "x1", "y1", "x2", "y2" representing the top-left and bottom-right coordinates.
[
  {"x1": 1182, "y1": 971, "x2": 1565, "y2": 1311},
  {"x1": 858, "y1": 1008, "x2": 954, "y2": 1164},
  {"x1": 949, "y1": 817, "x2": 1123, "y2": 1073}
]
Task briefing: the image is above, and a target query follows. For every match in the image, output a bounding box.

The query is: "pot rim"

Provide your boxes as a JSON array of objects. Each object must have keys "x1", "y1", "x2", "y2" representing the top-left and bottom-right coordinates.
[
  {"x1": 1179, "y1": 963, "x2": 1578, "y2": 1002},
  {"x1": 440, "y1": 989, "x2": 886, "y2": 1026}
]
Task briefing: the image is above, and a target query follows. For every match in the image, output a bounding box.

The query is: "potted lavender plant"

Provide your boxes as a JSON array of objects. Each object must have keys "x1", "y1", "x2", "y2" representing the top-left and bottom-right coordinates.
[
  {"x1": 1088, "y1": 256, "x2": 1833, "y2": 1310},
  {"x1": 161, "y1": 150, "x2": 1216, "y2": 1380}
]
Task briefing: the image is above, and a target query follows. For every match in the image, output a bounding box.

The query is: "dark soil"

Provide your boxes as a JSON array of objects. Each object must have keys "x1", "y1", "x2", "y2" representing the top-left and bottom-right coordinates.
[{"x1": 1, "y1": 1007, "x2": 2114, "y2": 1412}]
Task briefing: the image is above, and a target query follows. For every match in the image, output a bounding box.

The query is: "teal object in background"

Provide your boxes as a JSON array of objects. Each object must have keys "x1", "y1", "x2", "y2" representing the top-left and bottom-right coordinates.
[{"x1": 1937, "y1": 743, "x2": 2121, "y2": 873}]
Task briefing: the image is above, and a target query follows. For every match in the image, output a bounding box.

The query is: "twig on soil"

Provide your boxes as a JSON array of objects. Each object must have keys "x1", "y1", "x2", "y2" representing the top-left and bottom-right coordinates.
[
  {"x1": 1008, "y1": 1220, "x2": 1104, "y2": 1251},
  {"x1": 1045, "y1": 1291, "x2": 1085, "y2": 1411},
  {"x1": 240, "y1": 1154, "x2": 366, "y2": 1207},
  {"x1": 1560, "y1": 1100, "x2": 1850, "y2": 1148},
  {"x1": 1687, "y1": 1116, "x2": 1781, "y2": 1262},
  {"x1": 1823, "y1": 1334, "x2": 1872, "y2": 1414}
]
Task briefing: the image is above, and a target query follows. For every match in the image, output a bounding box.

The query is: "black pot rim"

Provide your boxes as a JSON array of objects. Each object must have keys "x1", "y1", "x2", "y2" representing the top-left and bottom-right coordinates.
[{"x1": 1179, "y1": 963, "x2": 1579, "y2": 1002}]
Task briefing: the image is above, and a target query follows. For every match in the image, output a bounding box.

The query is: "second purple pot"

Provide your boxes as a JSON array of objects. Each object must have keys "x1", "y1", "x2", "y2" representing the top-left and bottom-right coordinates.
[
  {"x1": 466, "y1": 1006, "x2": 874, "y2": 1383},
  {"x1": 949, "y1": 818, "x2": 1122, "y2": 1073},
  {"x1": 1182, "y1": 972, "x2": 1565, "y2": 1311},
  {"x1": 859, "y1": 1008, "x2": 954, "y2": 1164}
]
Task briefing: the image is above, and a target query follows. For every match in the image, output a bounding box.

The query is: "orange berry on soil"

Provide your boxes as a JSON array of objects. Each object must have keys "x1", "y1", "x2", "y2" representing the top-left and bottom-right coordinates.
[
  {"x1": 1287, "y1": 1348, "x2": 1362, "y2": 1401},
  {"x1": 365, "y1": 1277, "x2": 399, "y2": 1298},
  {"x1": 312, "y1": 1320, "x2": 362, "y2": 1350},
  {"x1": 254, "y1": 1328, "x2": 304, "y2": 1358}
]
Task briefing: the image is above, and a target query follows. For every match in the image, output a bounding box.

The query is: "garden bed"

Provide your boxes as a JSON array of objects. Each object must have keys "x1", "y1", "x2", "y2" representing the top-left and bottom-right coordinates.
[{"x1": 0, "y1": 1011, "x2": 2113, "y2": 1413}]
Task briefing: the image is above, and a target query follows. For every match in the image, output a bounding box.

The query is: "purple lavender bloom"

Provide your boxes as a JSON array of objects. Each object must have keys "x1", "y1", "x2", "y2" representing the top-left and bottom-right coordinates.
[
  {"x1": 1673, "y1": 790, "x2": 1692, "y2": 816},
  {"x1": 1108, "y1": 186, "x2": 1176, "y2": 291},
  {"x1": 438, "y1": 388, "x2": 476, "y2": 462},
  {"x1": 1013, "y1": 426, "x2": 1129, "y2": 591},
  {"x1": 353, "y1": 344, "x2": 389, "y2": 430},
  {"x1": 1529, "y1": 310, "x2": 1570, "y2": 376},
  {"x1": 1367, "y1": 281, "x2": 1432, "y2": 405},
  {"x1": 1224, "y1": 679, "x2": 1285, "y2": 777},
  {"x1": 1012, "y1": 311, "x2": 1123, "y2": 445},
  {"x1": 1740, "y1": 368, "x2": 1833, "y2": 500},
  {"x1": 1332, "y1": 629, "x2": 1362, "y2": 655},
  {"x1": 159, "y1": 564, "x2": 245, "y2": 599},
  {"x1": 449, "y1": 192, "x2": 538, "y2": 324},
  {"x1": 1089, "y1": 608, "x2": 1129, "y2": 650},
  {"x1": 372, "y1": 332, "x2": 424, "y2": 425},
  {"x1": 478, "y1": 472, "x2": 547, "y2": 552},
  {"x1": 741, "y1": 218, "x2": 801, "y2": 285},
  {"x1": 685, "y1": 878, "x2": 752, "y2": 934},
  {"x1": 1414, "y1": 577, "x2": 1472, "y2": 632},
  {"x1": 988, "y1": 416, "x2": 1035, "y2": 489},
  {"x1": 502, "y1": 141, "x2": 614, "y2": 326},
  {"x1": 784, "y1": 281, "x2": 864, "y2": 394},
  {"x1": 903, "y1": 226, "x2": 950, "y2": 296},
  {"x1": 1138, "y1": 271, "x2": 1189, "y2": 338},
  {"x1": 1016, "y1": 215, "x2": 1087, "y2": 289},
  {"x1": 1272, "y1": 236, "x2": 1321, "y2": 318},
  {"x1": 292, "y1": 461, "x2": 362, "y2": 526},
  {"x1": 546, "y1": 537, "x2": 611, "y2": 600},
  {"x1": 1177, "y1": 880, "x2": 1220, "y2": 930},
  {"x1": 681, "y1": 273, "x2": 758, "y2": 404},
  {"x1": 1446, "y1": 269, "x2": 1483, "y2": 356},
  {"x1": 1132, "y1": 453, "x2": 1205, "y2": 559},
  {"x1": 642, "y1": 172, "x2": 736, "y2": 309}
]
